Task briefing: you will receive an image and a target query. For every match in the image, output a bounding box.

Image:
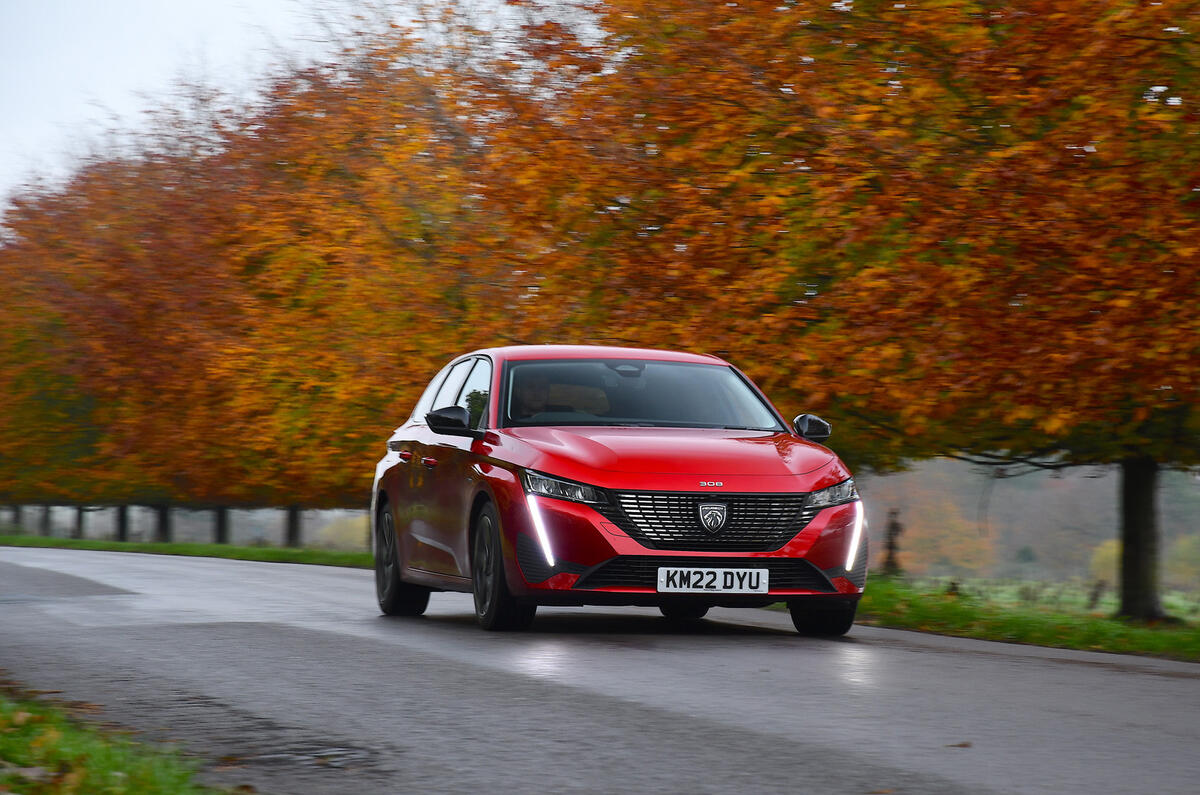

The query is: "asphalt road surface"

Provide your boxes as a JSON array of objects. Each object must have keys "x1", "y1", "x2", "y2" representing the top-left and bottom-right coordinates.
[{"x1": 1, "y1": 548, "x2": 1197, "y2": 794}]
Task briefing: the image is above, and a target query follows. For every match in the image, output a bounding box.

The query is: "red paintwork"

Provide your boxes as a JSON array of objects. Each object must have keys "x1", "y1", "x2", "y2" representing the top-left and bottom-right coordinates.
[
  {"x1": 373, "y1": 344, "x2": 866, "y2": 607},
  {"x1": 505, "y1": 427, "x2": 834, "y2": 480}
]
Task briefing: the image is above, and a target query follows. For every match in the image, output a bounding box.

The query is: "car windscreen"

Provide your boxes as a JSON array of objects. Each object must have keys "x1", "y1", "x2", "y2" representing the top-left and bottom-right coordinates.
[{"x1": 502, "y1": 359, "x2": 784, "y2": 431}]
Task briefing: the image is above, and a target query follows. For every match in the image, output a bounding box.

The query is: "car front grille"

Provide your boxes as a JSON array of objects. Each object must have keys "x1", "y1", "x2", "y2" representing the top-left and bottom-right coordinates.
[
  {"x1": 593, "y1": 491, "x2": 817, "y2": 551},
  {"x1": 574, "y1": 556, "x2": 837, "y2": 592}
]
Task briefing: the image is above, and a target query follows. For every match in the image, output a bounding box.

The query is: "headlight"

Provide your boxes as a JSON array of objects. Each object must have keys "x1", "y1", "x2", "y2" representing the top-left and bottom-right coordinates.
[
  {"x1": 808, "y1": 478, "x2": 859, "y2": 509},
  {"x1": 521, "y1": 470, "x2": 607, "y2": 505}
]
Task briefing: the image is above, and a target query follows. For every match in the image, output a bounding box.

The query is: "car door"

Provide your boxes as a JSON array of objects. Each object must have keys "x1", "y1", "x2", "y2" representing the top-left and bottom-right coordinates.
[
  {"x1": 424, "y1": 356, "x2": 493, "y2": 578},
  {"x1": 378, "y1": 361, "x2": 450, "y2": 572},
  {"x1": 398, "y1": 357, "x2": 476, "y2": 578}
]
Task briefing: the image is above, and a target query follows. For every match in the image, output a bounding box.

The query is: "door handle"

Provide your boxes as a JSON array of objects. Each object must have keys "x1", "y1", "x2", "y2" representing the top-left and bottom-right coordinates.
[
  {"x1": 397, "y1": 451, "x2": 413, "y2": 462},
  {"x1": 421, "y1": 457, "x2": 438, "y2": 468}
]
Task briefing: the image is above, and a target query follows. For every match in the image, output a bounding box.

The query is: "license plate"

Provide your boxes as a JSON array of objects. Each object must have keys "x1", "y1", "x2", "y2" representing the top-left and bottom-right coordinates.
[{"x1": 656, "y1": 567, "x2": 769, "y2": 593}]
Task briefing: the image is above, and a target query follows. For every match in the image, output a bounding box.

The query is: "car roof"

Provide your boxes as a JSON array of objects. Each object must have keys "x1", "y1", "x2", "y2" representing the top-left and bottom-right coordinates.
[{"x1": 471, "y1": 344, "x2": 728, "y2": 366}]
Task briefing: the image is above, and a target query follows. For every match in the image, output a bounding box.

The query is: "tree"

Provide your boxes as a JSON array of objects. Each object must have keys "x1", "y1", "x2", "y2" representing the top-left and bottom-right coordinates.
[
  {"x1": 788, "y1": 0, "x2": 1200, "y2": 619},
  {"x1": 0, "y1": 13, "x2": 535, "y2": 510},
  {"x1": 2, "y1": 0, "x2": 1194, "y2": 623},
  {"x1": 503, "y1": 0, "x2": 1199, "y2": 618}
]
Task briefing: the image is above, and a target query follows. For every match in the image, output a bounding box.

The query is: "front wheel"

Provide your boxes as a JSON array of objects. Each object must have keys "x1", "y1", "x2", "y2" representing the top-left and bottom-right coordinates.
[
  {"x1": 472, "y1": 503, "x2": 536, "y2": 631},
  {"x1": 375, "y1": 500, "x2": 430, "y2": 616},
  {"x1": 788, "y1": 598, "x2": 857, "y2": 637}
]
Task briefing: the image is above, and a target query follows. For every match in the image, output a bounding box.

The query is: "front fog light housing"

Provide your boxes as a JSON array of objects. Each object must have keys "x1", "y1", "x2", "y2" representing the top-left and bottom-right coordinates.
[{"x1": 807, "y1": 478, "x2": 859, "y2": 509}]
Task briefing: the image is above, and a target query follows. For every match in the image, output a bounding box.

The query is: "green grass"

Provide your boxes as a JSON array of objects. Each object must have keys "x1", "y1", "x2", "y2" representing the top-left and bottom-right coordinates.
[
  {"x1": 903, "y1": 576, "x2": 1200, "y2": 620},
  {"x1": 0, "y1": 686, "x2": 213, "y2": 794},
  {"x1": 856, "y1": 576, "x2": 1200, "y2": 662},
  {"x1": 0, "y1": 534, "x2": 373, "y2": 569}
]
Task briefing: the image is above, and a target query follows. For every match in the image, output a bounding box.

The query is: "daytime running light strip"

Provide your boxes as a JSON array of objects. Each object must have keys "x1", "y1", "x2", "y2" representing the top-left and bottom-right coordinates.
[
  {"x1": 525, "y1": 494, "x2": 556, "y2": 567},
  {"x1": 845, "y1": 500, "x2": 865, "y2": 572}
]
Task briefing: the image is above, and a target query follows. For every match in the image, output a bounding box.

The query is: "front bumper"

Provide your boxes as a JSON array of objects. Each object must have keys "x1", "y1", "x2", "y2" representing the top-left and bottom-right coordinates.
[{"x1": 501, "y1": 494, "x2": 867, "y2": 602}]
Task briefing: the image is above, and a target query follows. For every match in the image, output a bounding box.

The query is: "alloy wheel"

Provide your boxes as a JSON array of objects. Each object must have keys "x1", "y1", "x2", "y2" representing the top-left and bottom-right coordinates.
[
  {"x1": 473, "y1": 513, "x2": 496, "y2": 617},
  {"x1": 376, "y1": 509, "x2": 397, "y2": 599}
]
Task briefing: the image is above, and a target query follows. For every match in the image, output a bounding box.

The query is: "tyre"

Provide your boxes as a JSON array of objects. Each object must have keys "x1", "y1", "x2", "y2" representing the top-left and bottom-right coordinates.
[
  {"x1": 375, "y1": 499, "x2": 430, "y2": 616},
  {"x1": 788, "y1": 598, "x2": 857, "y2": 637},
  {"x1": 472, "y1": 503, "x2": 536, "y2": 631},
  {"x1": 659, "y1": 603, "x2": 709, "y2": 622}
]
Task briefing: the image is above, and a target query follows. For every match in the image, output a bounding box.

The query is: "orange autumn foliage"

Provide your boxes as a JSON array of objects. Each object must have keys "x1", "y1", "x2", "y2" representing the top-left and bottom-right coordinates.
[{"x1": 1, "y1": 0, "x2": 1197, "y2": 528}]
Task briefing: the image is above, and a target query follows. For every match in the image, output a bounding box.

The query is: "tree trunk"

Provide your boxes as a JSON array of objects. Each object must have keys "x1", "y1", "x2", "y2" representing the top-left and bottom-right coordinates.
[
  {"x1": 214, "y1": 507, "x2": 229, "y2": 544},
  {"x1": 1117, "y1": 456, "x2": 1166, "y2": 621},
  {"x1": 10, "y1": 505, "x2": 22, "y2": 528},
  {"x1": 115, "y1": 505, "x2": 129, "y2": 542},
  {"x1": 285, "y1": 506, "x2": 302, "y2": 548},
  {"x1": 154, "y1": 505, "x2": 172, "y2": 543},
  {"x1": 72, "y1": 506, "x2": 85, "y2": 539},
  {"x1": 40, "y1": 505, "x2": 52, "y2": 536}
]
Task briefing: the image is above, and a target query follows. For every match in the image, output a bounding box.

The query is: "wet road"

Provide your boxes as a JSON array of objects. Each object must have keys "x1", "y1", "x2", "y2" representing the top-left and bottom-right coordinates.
[{"x1": 1, "y1": 547, "x2": 1197, "y2": 794}]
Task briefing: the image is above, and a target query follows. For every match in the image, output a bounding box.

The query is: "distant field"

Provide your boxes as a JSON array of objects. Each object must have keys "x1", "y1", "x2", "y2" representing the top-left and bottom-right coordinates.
[
  {"x1": 857, "y1": 577, "x2": 1200, "y2": 662},
  {"x1": 903, "y1": 575, "x2": 1200, "y2": 622}
]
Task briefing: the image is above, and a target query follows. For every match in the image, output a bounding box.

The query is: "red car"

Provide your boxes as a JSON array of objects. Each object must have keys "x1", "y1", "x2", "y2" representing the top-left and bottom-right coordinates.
[{"x1": 371, "y1": 345, "x2": 867, "y2": 634}]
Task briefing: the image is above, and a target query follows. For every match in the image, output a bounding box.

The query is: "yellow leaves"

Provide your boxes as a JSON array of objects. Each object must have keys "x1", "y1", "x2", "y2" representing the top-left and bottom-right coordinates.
[
  {"x1": 987, "y1": 141, "x2": 1040, "y2": 161},
  {"x1": 2, "y1": 0, "x2": 1199, "y2": 508},
  {"x1": 1039, "y1": 412, "x2": 1076, "y2": 436},
  {"x1": 1004, "y1": 405, "x2": 1038, "y2": 424},
  {"x1": 30, "y1": 725, "x2": 62, "y2": 751}
]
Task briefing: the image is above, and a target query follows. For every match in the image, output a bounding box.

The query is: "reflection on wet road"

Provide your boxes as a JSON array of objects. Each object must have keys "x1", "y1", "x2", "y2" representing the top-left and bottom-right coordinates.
[{"x1": 1, "y1": 548, "x2": 1197, "y2": 794}]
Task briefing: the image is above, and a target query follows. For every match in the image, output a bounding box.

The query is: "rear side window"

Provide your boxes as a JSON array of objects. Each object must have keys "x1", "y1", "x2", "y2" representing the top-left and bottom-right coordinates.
[
  {"x1": 429, "y1": 358, "x2": 475, "y2": 413},
  {"x1": 455, "y1": 358, "x2": 493, "y2": 429},
  {"x1": 410, "y1": 361, "x2": 454, "y2": 423}
]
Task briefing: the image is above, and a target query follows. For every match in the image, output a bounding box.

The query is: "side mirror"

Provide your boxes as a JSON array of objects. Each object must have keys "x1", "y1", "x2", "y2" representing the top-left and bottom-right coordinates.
[
  {"x1": 792, "y1": 413, "x2": 832, "y2": 443},
  {"x1": 426, "y1": 405, "x2": 484, "y2": 439}
]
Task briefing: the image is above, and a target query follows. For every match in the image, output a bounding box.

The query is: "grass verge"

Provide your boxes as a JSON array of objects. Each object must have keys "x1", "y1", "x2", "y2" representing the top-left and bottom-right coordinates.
[
  {"x1": 0, "y1": 534, "x2": 373, "y2": 569},
  {"x1": 0, "y1": 684, "x2": 213, "y2": 794},
  {"x1": 855, "y1": 576, "x2": 1200, "y2": 662}
]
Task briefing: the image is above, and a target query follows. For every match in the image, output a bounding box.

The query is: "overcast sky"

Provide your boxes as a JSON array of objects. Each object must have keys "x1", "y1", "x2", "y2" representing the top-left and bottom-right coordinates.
[{"x1": 0, "y1": 0, "x2": 328, "y2": 201}]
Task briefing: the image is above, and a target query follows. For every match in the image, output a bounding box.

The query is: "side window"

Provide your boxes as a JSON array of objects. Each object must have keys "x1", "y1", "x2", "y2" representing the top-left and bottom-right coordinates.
[
  {"x1": 430, "y1": 358, "x2": 475, "y2": 412},
  {"x1": 410, "y1": 362, "x2": 454, "y2": 424},
  {"x1": 455, "y1": 358, "x2": 492, "y2": 429}
]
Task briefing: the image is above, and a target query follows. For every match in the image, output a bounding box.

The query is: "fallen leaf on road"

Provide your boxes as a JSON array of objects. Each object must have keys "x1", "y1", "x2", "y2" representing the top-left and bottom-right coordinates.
[{"x1": 946, "y1": 741, "x2": 973, "y2": 748}]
